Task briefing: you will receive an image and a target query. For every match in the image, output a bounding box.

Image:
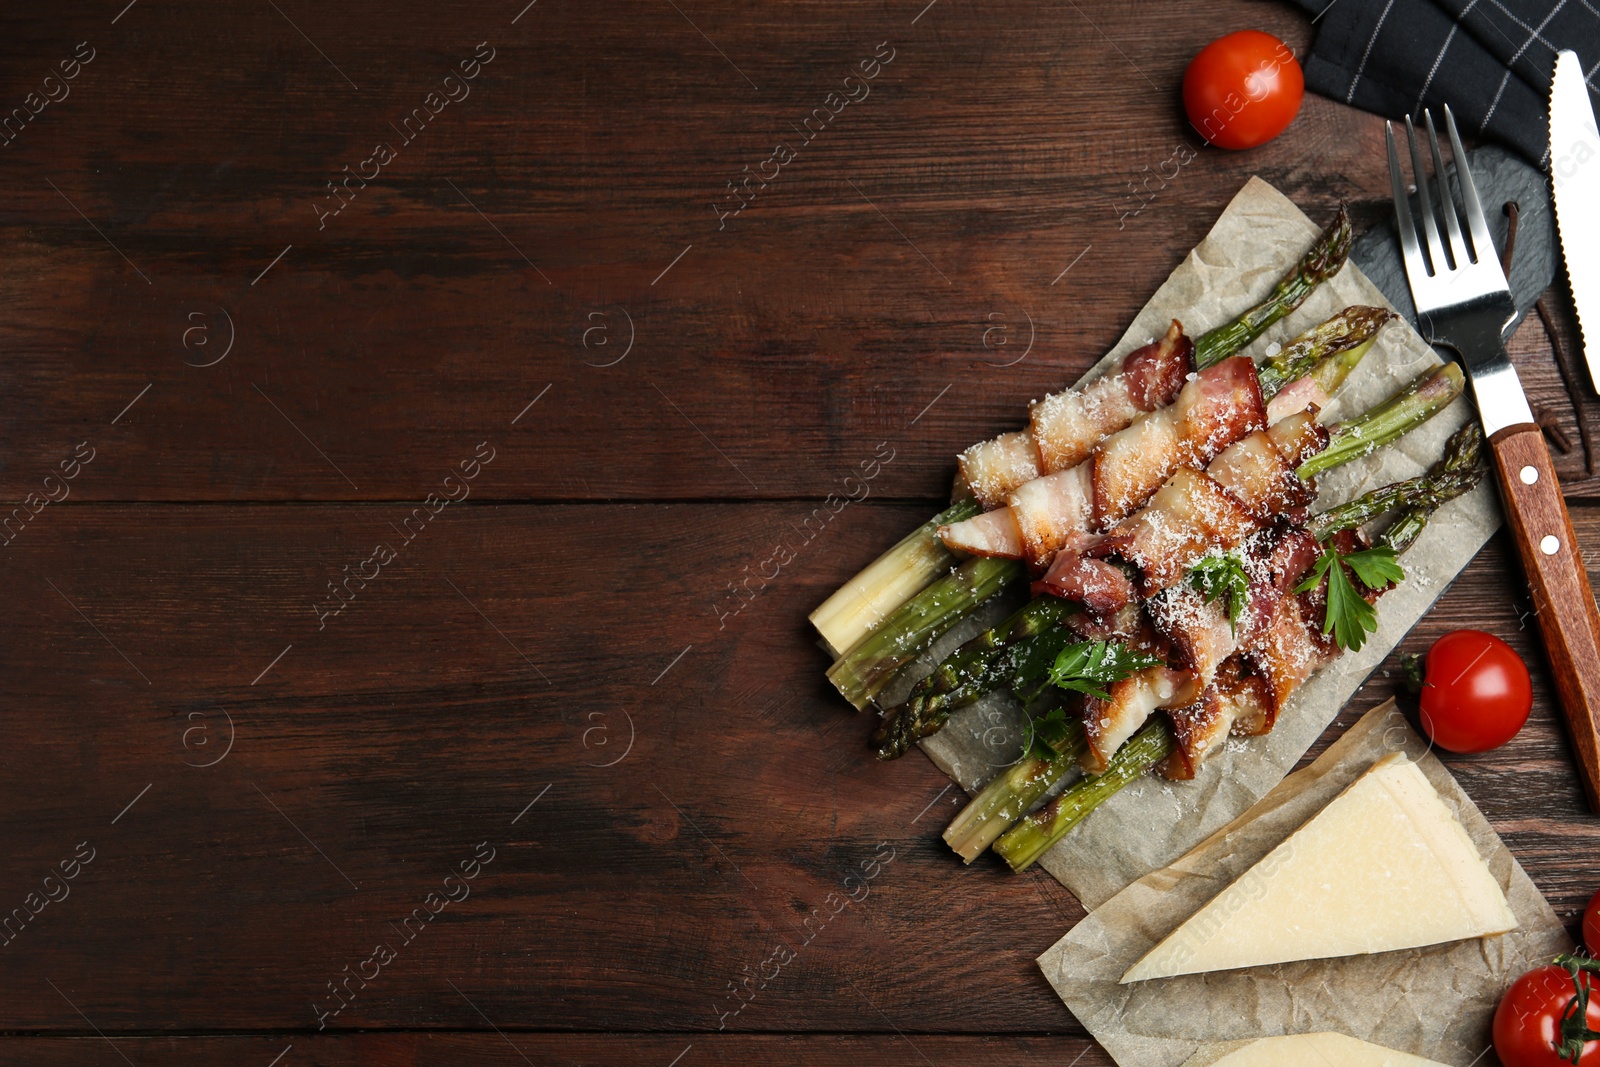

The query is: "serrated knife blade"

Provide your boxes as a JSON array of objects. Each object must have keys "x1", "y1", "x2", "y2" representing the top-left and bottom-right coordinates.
[{"x1": 1550, "y1": 49, "x2": 1600, "y2": 391}]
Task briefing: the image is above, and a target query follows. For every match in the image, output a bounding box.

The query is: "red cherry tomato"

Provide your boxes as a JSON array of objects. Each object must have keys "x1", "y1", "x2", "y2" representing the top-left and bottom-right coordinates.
[
  {"x1": 1587, "y1": 889, "x2": 1600, "y2": 957},
  {"x1": 1495, "y1": 964, "x2": 1600, "y2": 1067},
  {"x1": 1414, "y1": 630, "x2": 1532, "y2": 753},
  {"x1": 1183, "y1": 30, "x2": 1305, "y2": 150}
]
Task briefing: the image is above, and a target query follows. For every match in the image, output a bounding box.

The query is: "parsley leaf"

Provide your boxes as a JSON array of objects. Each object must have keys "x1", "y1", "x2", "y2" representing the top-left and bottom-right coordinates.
[
  {"x1": 1026, "y1": 706, "x2": 1078, "y2": 760},
  {"x1": 1294, "y1": 544, "x2": 1405, "y2": 653},
  {"x1": 1047, "y1": 640, "x2": 1163, "y2": 701},
  {"x1": 1188, "y1": 552, "x2": 1251, "y2": 633},
  {"x1": 1343, "y1": 546, "x2": 1405, "y2": 590}
]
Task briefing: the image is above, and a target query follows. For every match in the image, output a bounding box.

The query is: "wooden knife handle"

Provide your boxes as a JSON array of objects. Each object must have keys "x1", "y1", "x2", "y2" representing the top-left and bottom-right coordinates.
[{"x1": 1490, "y1": 422, "x2": 1600, "y2": 812}]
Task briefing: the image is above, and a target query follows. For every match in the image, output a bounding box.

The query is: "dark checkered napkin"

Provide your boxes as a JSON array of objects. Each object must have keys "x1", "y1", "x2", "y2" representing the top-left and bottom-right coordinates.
[{"x1": 1291, "y1": 0, "x2": 1600, "y2": 165}]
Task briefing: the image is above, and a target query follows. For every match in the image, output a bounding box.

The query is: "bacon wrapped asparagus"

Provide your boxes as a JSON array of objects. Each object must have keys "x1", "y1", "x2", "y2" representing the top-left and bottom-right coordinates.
[
  {"x1": 811, "y1": 209, "x2": 1353, "y2": 660},
  {"x1": 941, "y1": 305, "x2": 1393, "y2": 568},
  {"x1": 958, "y1": 322, "x2": 1195, "y2": 510},
  {"x1": 837, "y1": 307, "x2": 1392, "y2": 713},
  {"x1": 1057, "y1": 365, "x2": 1463, "y2": 771},
  {"x1": 873, "y1": 327, "x2": 1435, "y2": 757}
]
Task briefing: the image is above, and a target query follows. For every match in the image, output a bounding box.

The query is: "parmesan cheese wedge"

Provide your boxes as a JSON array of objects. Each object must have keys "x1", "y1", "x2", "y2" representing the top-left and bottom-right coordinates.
[
  {"x1": 1121, "y1": 753, "x2": 1516, "y2": 983},
  {"x1": 1182, "y1": 1032, "x2": 1452, "y2": 1067}
]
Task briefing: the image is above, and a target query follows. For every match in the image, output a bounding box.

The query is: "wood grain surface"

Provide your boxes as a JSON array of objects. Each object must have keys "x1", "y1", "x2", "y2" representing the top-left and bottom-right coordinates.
[{"x1": 1, "y1": 0, "x2": 1596, "y2": 1064}]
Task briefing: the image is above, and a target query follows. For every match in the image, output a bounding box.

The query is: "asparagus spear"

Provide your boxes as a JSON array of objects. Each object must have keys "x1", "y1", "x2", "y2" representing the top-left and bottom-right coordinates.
[
  {"x1": 814, "y1": 214, "x2": 1355, "y2": 661},
  {"x1": 1256, "y1": 305, "x2": 1393, "y2": 398},
  {"x1": 1308, "y1": 422, "x2": 1485, "y2": 544},
  {"x1": 810, "y1": 499, "x2": 980, "y2": 657},
  {"x1": 944, "y1": 719, "x2": 1086, "y2": 862},
  {"x1": 832, "y1": 306, "x2": 1388, "y2": 714},
  {"x1": 872, "y1": 598, "x2": 1077, "y2": 759},
  {"x1": 1296, "y1": 363, "x2": 1465, "y2": 480},
  {"x1": 1194, "y1": 207, "x2": 1353, "y2": 369},
  {"x1": 827, "y1": 556, "x2": 1022, "y2": 711},
  {"x1": 1372, "y1": 422, "x2": 1487, "y2": 553},
  {"x1": 992, "y1": 718, "x2": 1172, "y2": 871},
  {"x1": 982, "y1": 419, "x2": 1486, "y2": 872}
]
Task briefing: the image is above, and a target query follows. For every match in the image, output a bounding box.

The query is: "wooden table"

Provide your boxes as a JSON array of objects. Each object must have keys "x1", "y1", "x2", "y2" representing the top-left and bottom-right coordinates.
[{"x1": 1, "y1": 1, "x2": 1593, "y2": 1063}]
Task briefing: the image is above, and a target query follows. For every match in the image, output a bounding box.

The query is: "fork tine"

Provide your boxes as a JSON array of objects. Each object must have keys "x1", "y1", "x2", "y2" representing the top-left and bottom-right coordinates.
[
  {"x1": 1443, "y1": 104, "x2": 1495, "y2": 266},
  {"x1": 1422, "y1": 110, "x2": 1466, "y2": 268},
  {"x1": 1404, "y1": 115, "x2": 1447, "y2": 274},
  {"x1": 1386, "y1": 121, "x2": 1430, "y2": 295}
]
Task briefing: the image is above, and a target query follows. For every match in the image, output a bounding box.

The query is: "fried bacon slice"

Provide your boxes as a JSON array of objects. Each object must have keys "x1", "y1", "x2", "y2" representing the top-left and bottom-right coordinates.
[
  {"x1": 955, "y1": 321, "x2": 1194, "y2": 510},
  {"x1": 1166, "y1": 528, "x2": 1386, "y2": 778},
  {"x1": 1145, "y1": 581, "x2": 1235, "y2": 690},
  {"x1": 1235, "y1": 594, "x2": 1335, "y2": 734},
  {"x1": 1082, "y1": 662, "x2": 1197, "y2": 774},
  {"x1": 1158, "y1": 527, "x2": 1321, "y2": 776},
  {"x1": 1037, "y1": 553, "x2": 1135, "y2": 615},
  {"x1": 1164, "y1": 667, "x2": 1272, "y2": 779},
  {"x1": 1205, "y1": 410, "x2": 1325, "y2": 522},
  {"x1": 1006, "y1": 464, "x2": 1094, "y2": 568},
  {"x1": 1163, "y1": 687, "x2": 1230, "y2": 780},
  {"x1": 1234, "y1": 529, "x2": 1366, "y2": 732},
  {"x1": 1030, "y1": 322, "x2": 1194, "y2": 473},
  {"x1": 1085, "y1": 525, "x2": 1313, "y2": 776},
  {"x1": 1185, "y1": 596, "x2": 1336, "y2": 763},
  {"x1": 939, "y1": 506, "x2": 1026, "y2": 558},
  {"x1": 1264, "y1": 373, "x2": 1329, "y2": 425},
  {"x1": 958, "y1": 430, "x2": 1041, "y2": 512},
  {"x1": 1150, "y1": 526, "x2": 1320, "y2": 684},
  {"x1": 1089, "y1": 355, "x2": 1265, "y2": 528},
  {"x1": 1093, "y1": 468, "x2": 1259, "y2": 598},
  {"x1": 1038, "y1": 408, "x2": 1322, "y2": 611},
  {"x1": 943, "y1": 353, "x2": 1265, "y2": 569}
]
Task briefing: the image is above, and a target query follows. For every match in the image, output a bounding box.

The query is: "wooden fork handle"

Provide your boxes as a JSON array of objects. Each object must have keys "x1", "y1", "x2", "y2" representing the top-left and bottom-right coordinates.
[{"x1": 1490, "y1": 422, "x2": 1600, "y2": 812}]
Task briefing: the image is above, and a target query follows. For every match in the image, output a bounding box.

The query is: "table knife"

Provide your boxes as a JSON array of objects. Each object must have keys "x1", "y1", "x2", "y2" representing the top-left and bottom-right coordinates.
[{"x1": 1550, "y1": 49, "x2": 1600, "y2": 392}]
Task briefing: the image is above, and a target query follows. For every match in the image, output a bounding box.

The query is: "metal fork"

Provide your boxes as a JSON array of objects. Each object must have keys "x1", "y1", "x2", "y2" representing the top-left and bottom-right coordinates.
[
  {"x1": 1386, "y1": 107, "x2": 1531, "y2": 436},
  {"x1": 1388, "y1": 105, "x2": 1600, "y2": 810}
]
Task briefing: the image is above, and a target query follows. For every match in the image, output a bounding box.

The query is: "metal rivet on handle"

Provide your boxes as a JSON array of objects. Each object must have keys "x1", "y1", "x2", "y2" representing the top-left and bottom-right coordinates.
[
  {"x1": 1520, "y1": 465, "x2": 1539, "y2": 484},
  {"x1": 1541, "y1": 535, "x2": 1560, "y2": 555}
]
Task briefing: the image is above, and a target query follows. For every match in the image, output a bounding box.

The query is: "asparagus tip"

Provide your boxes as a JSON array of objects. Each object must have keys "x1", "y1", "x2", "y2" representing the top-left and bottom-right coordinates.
[{"x1": 1306, "y1": 205, "x2": 1353, "y2": 281}]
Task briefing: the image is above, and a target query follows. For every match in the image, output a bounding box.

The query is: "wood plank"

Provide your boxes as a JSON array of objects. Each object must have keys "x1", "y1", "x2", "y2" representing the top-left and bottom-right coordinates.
[
  {"x1": 0, "y1": 499, "x2": 1593, "y2": 1037},
  {"x1": 0, "y1": 1034, "x2": 1114, "y2": 1066},
  {"x1": 0, "y1": 0, "x2": 1513, "y2": 503}
]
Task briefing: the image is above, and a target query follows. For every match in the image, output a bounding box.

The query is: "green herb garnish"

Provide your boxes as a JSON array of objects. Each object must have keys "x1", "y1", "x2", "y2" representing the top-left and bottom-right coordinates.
[
  {"x1": 1188, "y1": 552, "x2": 1250, "y2": 634},
  {"x1": 1024, "y1": 706, "x2": 1077, "y2": 761},
  {"x1": 1046, "y1": 640, "x2": 1163, "y2": 701},
  {"x1": 1294, "y1": 544, "x2": 1404, "y2": 653}
]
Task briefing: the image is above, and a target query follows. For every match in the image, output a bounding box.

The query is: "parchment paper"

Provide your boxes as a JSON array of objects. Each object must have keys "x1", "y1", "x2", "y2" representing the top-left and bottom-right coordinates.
[
  {"x1": 918, "y1": 177, "x2": 1501, "y2": 909},
  {"x1": 1037, "y1": 700, "x2": 1570, "y2": 1067}
]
